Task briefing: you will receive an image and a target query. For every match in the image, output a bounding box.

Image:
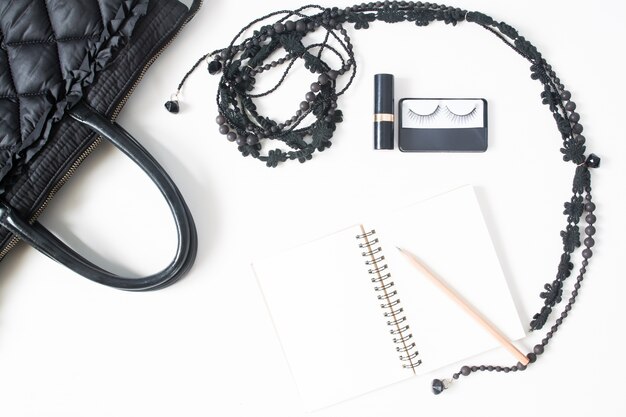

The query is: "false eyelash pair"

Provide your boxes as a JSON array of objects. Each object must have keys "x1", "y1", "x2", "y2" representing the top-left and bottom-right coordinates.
[
  {"x1": 407, "y1": 105, "x2": 478, "y2": 125},
  {"x1": 398, "y1": 98, "x2": 488, "y2": 152}
]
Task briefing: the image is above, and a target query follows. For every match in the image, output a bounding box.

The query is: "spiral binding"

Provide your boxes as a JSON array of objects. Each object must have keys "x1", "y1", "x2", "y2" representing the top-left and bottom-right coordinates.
[{"x1": 356, "y1": 228, "x2": 422, "y2": 370}]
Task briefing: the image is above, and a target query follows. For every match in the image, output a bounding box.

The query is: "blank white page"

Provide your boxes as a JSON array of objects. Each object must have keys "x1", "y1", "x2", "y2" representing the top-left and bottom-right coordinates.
[
  {"x1": 374, "y1": 185, "x2": 526, "y2": 375},
  {"x1": 252, "y1": 225, "x2": 409, "y2": 411}
]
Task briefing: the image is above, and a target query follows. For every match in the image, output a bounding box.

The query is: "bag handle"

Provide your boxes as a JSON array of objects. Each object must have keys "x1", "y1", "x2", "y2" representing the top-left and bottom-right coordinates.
[{"x1": 0, "y1": 102, "x2": 197, "y2": 291}]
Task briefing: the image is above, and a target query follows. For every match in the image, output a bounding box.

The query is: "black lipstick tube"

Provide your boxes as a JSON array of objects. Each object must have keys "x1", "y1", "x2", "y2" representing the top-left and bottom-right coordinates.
[{"x1": 374, "y1": 73, "x2": 394, "y2": 150}]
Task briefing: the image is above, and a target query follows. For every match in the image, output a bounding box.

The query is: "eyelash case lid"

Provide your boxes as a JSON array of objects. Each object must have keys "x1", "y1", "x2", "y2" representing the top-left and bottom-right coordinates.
[{"x1": 374, "y1": 73, "x2": 394, "y2": 150}]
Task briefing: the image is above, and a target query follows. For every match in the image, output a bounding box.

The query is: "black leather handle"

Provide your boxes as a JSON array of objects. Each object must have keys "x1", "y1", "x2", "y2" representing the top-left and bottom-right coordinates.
[{"x1": 0, "y1": 102, "x2": 197, "y2": 291}]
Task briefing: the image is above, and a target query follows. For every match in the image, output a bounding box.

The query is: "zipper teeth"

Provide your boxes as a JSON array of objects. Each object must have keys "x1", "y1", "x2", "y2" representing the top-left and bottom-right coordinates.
[
  {"x1": 0, "y1": 236, "x2": 19, "y2": 260},
  {"x1": 0, "y1": 2, "x2": 201, "y2": 261},
  {"x1": 31, "y1": 138, "x2": 103, "y2": 221},
  {"x1": 0, "y1": 138, "x2": 103, "y2": 261}
]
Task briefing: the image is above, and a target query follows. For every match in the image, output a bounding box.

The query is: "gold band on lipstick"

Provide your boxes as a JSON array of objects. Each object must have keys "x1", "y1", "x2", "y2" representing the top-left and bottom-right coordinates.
[{"x1": 374, "y1": 113, "x2": 395, "y2": 122}]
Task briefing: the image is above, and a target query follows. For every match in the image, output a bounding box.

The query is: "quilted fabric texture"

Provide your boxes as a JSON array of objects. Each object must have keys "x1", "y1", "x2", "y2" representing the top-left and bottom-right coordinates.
[
  {"x1": 0, "y1": 0, "x2": 190, "y2": 256},
  {"x1": 0, "y1": 0, "x2": 148, "y2": 193}
]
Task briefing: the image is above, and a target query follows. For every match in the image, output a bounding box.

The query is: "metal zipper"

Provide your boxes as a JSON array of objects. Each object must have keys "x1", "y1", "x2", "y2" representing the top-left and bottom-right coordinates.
[{"x1": 0, "y1": 1, "x2": 202, "y2": 261}]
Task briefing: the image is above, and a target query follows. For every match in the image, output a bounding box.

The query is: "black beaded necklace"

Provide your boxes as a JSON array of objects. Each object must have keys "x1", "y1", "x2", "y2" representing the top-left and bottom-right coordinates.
[{"x1": 168, "y1": 1, "x2": 600, "y2": 394}]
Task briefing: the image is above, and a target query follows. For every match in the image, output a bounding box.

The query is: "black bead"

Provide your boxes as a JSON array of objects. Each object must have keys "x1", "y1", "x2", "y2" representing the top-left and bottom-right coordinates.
[
  {"x1": 246, "y1": 134, "x2": 259, "y2": 145},
  {"x1": 318, "y1": 73, "x2": 330, "y2": 85},
  {"x1": 235, "y1": 135, "x2": 247, "y2": 146},
  {"x1": 561, "y1": 90, "x2": 571, "y2": 100},
  {"x1": 585, "y1": 225, "x2": 596, "y2": 236},
  {"x1": 218, "y1": 125, "x2": 229, "y2": 135},
  {"x1": 432, "y1": 379, "x2": 445, "y2": 395},
  {"x1": 305, "y1": 92, "x2": 316, "y2": 102},
  {"x1": 220, "y1": 49, "x2": 230, "y2": 60},
  {"x1": 572, "y1": 123, "x2": 583, "y2": 134},
  {"x1": 533, "y1": 344, "x2": 544, "y2": 355},
  {"x1": 300, "y1": 101, "x2": 310, "y2": 111},
  {"x1": 208, "y1": 60, "x2": 222, "y2": 74},
  {"x1": 565, "y1": 101, "x2": 576, "y2": 111},
  {"x1": 582, "y1": 248, "x2": 593, "y2": 259},
  {"x1": 575, "y1": 134, "x2": 586, "y2": 144},
  {"x1": 569, "y1": 112, "x2": 580, "y2": 123},
  {"x1": 226, "y1": 132, "x2": 237, "y2": 142},
  {"x1": 296, "y1": 21, "x2": 307, "y2": 32},
  {"x1": 585, "y1": 214, "x2": 597, "y2": 224},
  {"x1": 585, "y1": 153, "x2": 601, "y2": 168},
  {"x1": 164, "y1": 100, "x2": 179, "y2": 114},
  {"x1": 310, "y1": 82, "x2": 321, "y2": 92},
  {"x1": 527, "y1": 353, "x2": 537, "y2": 363},
  {"x1": 460, "y1": 366, "x2": 471, "y2": 376},
  {"x1": 273, "y1": 22, "x2": 285, "y2": 33},
  {"x1": 585, "y1": 202, "x2": 596, "y2": 212},
  {"x1": 584, "y1": 237, "x2": 595, "y2": 247},
  {"x1": 285, "y1": 20, "x2": 296, "y2": 31},
  {"x1": 327, "y1": 70, "x2": 339, "y2": 80},
  {"x1": 517, "y1": 362, "x2": 527, "y2": 371},
  {"x1": 216, "y1": 115, "x2": 226, "y2": 125}
]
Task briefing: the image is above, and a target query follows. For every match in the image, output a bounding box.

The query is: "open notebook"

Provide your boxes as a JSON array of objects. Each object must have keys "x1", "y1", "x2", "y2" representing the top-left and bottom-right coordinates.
[{"x1": 252, "y1": 186, "x2": 525, "y2": 410}]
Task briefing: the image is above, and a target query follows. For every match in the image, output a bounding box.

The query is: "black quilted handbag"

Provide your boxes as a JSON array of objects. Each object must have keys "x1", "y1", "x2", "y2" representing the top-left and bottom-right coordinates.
[{"x1": 0, "y1": 0, "x2": 200, "y2": 290}]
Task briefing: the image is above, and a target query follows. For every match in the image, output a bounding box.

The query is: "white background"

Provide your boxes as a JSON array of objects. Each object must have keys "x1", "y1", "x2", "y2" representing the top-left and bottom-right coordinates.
[{"x1": 0, "y1": 0, "x2": 624, "y2": 416}]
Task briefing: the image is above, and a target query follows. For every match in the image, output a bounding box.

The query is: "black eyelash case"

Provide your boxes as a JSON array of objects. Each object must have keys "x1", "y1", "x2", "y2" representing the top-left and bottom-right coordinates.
[
  {"x1": 374, "y1": 74, "x2": 394, "y2": 149},
  {"x1": 398, "y1": 98, "x2": 488, "y2": 152}
]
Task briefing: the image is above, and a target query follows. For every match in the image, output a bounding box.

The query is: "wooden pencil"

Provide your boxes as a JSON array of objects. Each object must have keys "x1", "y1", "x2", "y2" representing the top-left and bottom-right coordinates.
[{"x1": 396, "y1": 247, "x2": 530, "y2": 366}]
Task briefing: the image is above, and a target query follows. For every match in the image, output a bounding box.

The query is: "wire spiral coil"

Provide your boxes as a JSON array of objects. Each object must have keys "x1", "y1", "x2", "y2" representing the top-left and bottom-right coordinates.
[{"x1": 356, "y1": 229, "x2": 421, "y2": 370}]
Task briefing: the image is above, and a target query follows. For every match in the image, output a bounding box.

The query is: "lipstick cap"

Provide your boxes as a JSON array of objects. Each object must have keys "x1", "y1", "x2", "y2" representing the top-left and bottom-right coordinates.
[{"x1": 374, "y1": 74, "x2": 394, "y2": 114}]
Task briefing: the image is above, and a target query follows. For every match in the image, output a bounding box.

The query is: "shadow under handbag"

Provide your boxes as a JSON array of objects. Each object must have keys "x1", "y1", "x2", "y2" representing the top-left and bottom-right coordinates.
[{"x1": 0, "y1": 0, "x2": 201, "y2": 290}]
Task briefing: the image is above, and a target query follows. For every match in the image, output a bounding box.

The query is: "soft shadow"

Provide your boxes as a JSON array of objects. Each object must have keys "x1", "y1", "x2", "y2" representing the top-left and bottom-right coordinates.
[
  {"x1": 473, "y1": 186, "x2": 529, "y2": 331},
  {"x1": 0, "y1": 242, "x2": 30, "y2": 310},
  {"x1": 124, "y1": 130, "x2": 219, "y2": 281},
  {"x1": 35, "y1": 132, "x2": 217, "y2": 282}
]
